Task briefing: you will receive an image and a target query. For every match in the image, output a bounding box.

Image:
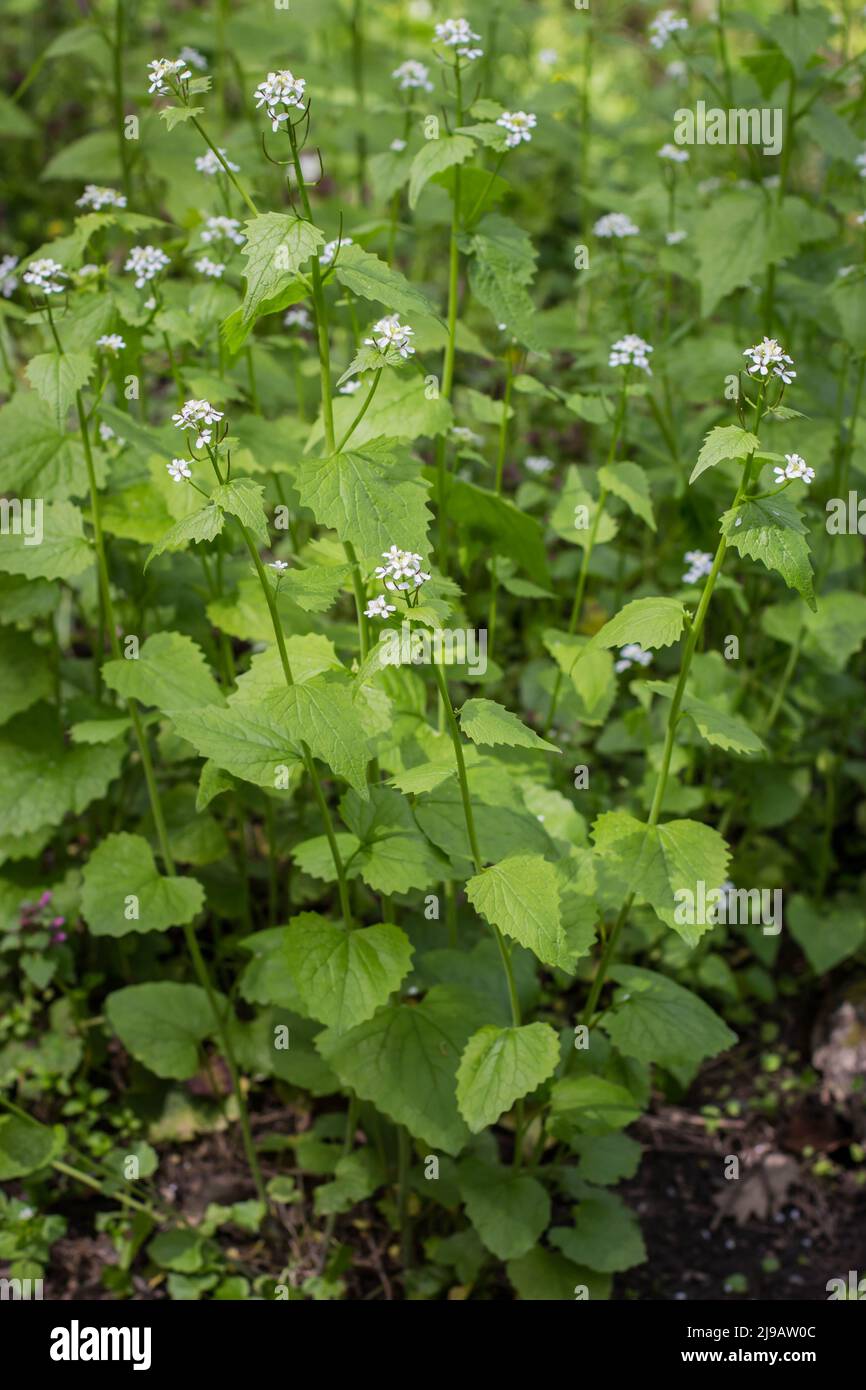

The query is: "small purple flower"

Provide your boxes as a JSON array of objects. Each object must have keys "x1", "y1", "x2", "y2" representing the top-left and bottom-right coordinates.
[
  {"x1": 52, "y1": 931, "x2": 68, "y2": 943},
  {"x1": 38, "y1": 890, "x2": 53, "y2": 908}
]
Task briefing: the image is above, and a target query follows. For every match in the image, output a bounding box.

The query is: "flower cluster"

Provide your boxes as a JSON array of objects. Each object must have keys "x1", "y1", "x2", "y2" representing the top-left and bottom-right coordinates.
[
  {"x1": 171, "y1": 398, "x2": 224, "y2": 449},
  {"x1": 682, "y1": 550, "x2": 713, "y2": 585},
  {"x1": 194, "y1": 256, "x2": 225, "y2": 278},
  {"x1": 365, "y1": 594, "x2": 397, "y2": 619},
  {"x1": 22, "y1": 257, "x2": 66, "y2": 296},
  {"x1": 0, "y1": 254, "x2": 19, "y2": 298},
  {"x1": 167, "y1": 458, "x2": 192, "y2": 483},
  {"x1": 320, "y1": 236, "x2": 352, "y2": 266},
  {"x1": 179, "y1": 45, "x2": 207, "y2": 71},
  {"x1": 649, "y1": 9, "x2": 688, "y2": 50},
  {"x1": 497, "y1": 111, "x2": 537, "y2": 148},
  {"x1": 77, "y1": 184, "x2": 128, "y2": 211},
  {"x1": 434, "y1": 18, "x2": 483, "y2": 61},
  {"x1": 19, "y1": 890, "x2": 67, "y2": 945},
  {"x1": 615, "y1": 644, "x2": 653, "y2": 674},
  {"x1": 375, "y1": 546, "x2": 431, "y2": 594},
  {"x1": 96, "y1": 333, "x2": 126, "y2": 354},
  {"x1": 125, "y1": 245, "x2": 170, "y2": 288},
  {"x1": 666, "y1": 229, "x2": 687, "y2": 245},
  {"x1": 609, "y1": 334, "x2": 654, "y2": 374},
  {"x1": 195, "y1": 148, "x2": 240, "y2": 176},
  {"x1": 594, "y1": 212, "x2": 640, "y2": 238},
  {"x1": 392, "y1": 59, "x2": 433, "y2": 91},
  {"x1": 743, "y1": 337, "x2": 796, "y2": 385},
  {"x1": 284, "y1": 306, "x2": 312, "y2": 330},
  {"x1": 201, "y1": 215, "x2": 245, "y2": 247},
  {"x1": 525, "y1": 455, "x2": 554, "y2": 475},
  {"x1": 450, "y1": 425, "x2": 482, "y2": 446},
  {"x1": 365, "y1": 314, "x2": 415, "y2": 359},
  {"x1": 147, "y1": 57, "x2": 193, "y2": 95},
  {"x1": 658, "y1": 143, "x2": 689, "y2": 163},
  {"x1": 340, "y1": 379, "x2": 363, "y2": 395},
  {"x1": 774, "y1": 453, "x2": 815, "y2": 485},
  {"x1": 253, "y1": 70, "x2": 307, "y2": 132}
]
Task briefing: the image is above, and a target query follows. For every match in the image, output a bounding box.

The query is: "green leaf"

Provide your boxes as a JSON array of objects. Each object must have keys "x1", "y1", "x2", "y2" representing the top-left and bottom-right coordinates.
[
  {"x1": 339, "y1": 785, "x2": 445, "y2": 894},
  {"x1": 102, "y1": 632, "x2": 225, "y2": 713},
  {"x1": 159, "y1": 105, "x2": 204, "y2": 131},
  {"x1": 0, "y1": 391, "x2": 88, "y2": 501},
  {"x1": 295, "y1": 436, "x2": 431, "y2": 568},
  {"x1": 597, "y1": 461, "x2": 655, "y2": 530},
  {"x1": 211, "y1": 478, "x2": 270, "y2": 546},
  {"x1": 788, "y1": 895, "x2": 866, "y2": 974},
  {"x1": 602, "y1": 965, "x2": 737, "y2": 1067},
  {"x1": 466, "y1": 855, "x2": 571, "y2": 969},
  {"x1": 318, "y1": 985, "x2": 477, "y2": 1154},
  {"x1": 690, "y1": 425, "x2": 760, "y2": 485},
  {"x1": 106, "y1": 982, "x2": 222, "y2": 1080},
  {"x1": 408, "y1": 135, "x2": 475, "y2": 209},
  {"x1": 549, "y1": 1076, "x2": 642, "y2": 1134},
  {"x1": 284, "y1": 913, "x2": 413, "y2": 1031},
  {"x1": 544, "y1": 632, "x2": 616, "y2": 726},
  {"x1": 592, "y1": 812, "x2": 731, "y2": 947},
  {"x1": 171, "y1": 703, "x2": 303, "y2": 790},
  {"x1": 456, "y1": 1022, "x2": 560, "y2": 1132},
  {"x1": 145, "y1": 504, "x2": 224, "y2": 570},
  {"x1": 82, "y1": 832, "x2": 204, "y2": 937},
  {"x1": 0, "y1": 706, "x2": 122, "y2": 836},
  {"x1": 0, "y1": 1116, "x2": 65, "y2": 1180},
  {"x1": 694, "y1": 189, "x2": 825, "y2": 315},
  {"x1": 332, "y1": 242, "x2": 440, "y2": 321},
  {"x1": 507, "y1": 1247, "x2": 611, "y2": 1301},
  {"x1": 645, "y1": 681, "x2": 765, "y2": 756},
  {"x1": 458, "y1": 1157, "x2": 550, "y2": 1260},
  {"x1": 307, "y1": 373, "x2": 453, "y2": 451},
  {"x1": 25, "y1": 351, "x2": 95, "y2": 428},
  {"x1": 458, "y1": 698, "x2": 559, "y2": 754},
  {"x1": 0, "y1": 500, "x2": 91, "y2": 581},
  {"x1": 721, "y1": 492, "x2": 815, "y2": 610},
  {"x1": 587, "y1": 597, "x2": 688, "y2": 655},
  {"x1": 551, "y1": 1191, "x2": 646, "y2": 1273},
  {"x1": 442, "y1": 475, "x2": 550, "y2": 585},
  {"x1": 239, "y1": 213, "x2": 323, "y2": 323},
  {"x1": 0, "y1": 628, "x2": 53, "y2": 725},
  {"x1": 278, "y1": 563, "x2": 352, "y2": 614},
  {"x1": 263, "y1": 676, "x2": 372, "y2": 794}
]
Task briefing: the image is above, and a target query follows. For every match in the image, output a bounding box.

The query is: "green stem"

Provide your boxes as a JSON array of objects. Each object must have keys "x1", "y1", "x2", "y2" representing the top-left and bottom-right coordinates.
[
  {"x1": 487, "y1": 354, "x2": 514, "y2": 661},
  {"x1": 434, "y1": 175, "x2": 462, "y2": 574},
  {"x1": 336, "y1": 368, "x2": 382, "y2": 452},
  {"x1": 190, "y1": 116, "x2": 259, "y2": 217}
]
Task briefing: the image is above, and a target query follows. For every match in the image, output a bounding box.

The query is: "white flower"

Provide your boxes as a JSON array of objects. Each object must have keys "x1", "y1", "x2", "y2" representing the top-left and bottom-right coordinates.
[
  {"x1": 340, "y1": 379, "x2": 363, "y2": 395},
  {"x1": 99, "y1": 422, "x2": 116, "y2": 443},
  {"x1": 666, "y1": 229, "x2": 687, "y2": 245},
  {"x1": 201, "y1": 215, "x2": 245, "y2": 247},
  {"x1": 194, "y1": 255, "x2": 226, "y2": 278},
  {"x1": 837, "y1": 265, "x2": 856, "y2": 279},
  {"x1": 392, "y1": 59, "x2": 433, "y2": 91},
  {"x1": 682, "y1": 549, "x2": 713, "y2": 584},
  {"x1": 22, "y1": 257, "x2": 67, "y2": 295},
  {"x1": 365, "y1": 314, "x2": 415, "y2": 359},
  {"x1": 857, "y1": 151, "x2": 866, "y2": 178},
  {"x1": 319, "y1": 237, "x2": 353, "y2": 266},
  {"x1": 96, "y1": 333, "x2": 126, "y2": 353},
  {"x1": 284, "y1": 306, "x2": 312, "y2": 329},
  {"x1": 538, "y1": 48, "x2": 558, "y2": 67},
  {"x1": 609, "y1": 334, "x2": 654, "y2": 375},
  {"x1": 167, "y1": 458, "x2": 192, "y2": 482},
  {"x1": 856, "y1": 211, "x2": 866, "y2": 226},
  {"x1": 125, "y1": 245, "x2": 170, "y2": 288},
  {"x1": 375, "y1": 547, "x2": 431, "y2": 593},
  {"x1": 451, "y1": 425, "x2": 483, "y2": 446},
  {"x1": 525, "y1": 454, "x2": 554, "y2": 475},
  {"x1": 497, "y1": 111, "x2": 537, "y2": 148},
  {"x1": 195, "y1": 147, "x2": 240, "y2": 176},
  {"x1": 742, "y1": 337, "x2": 796, "y2": 384},
  {"x1": 594, "y1": 212, "x2": 640, "y2": 238},
  {"x1": 658, "y1": 143, "x2": 689, "y2": 163},
  {"x1": 365, "y1": 595, "x2": 397, "y2": 619},
  {"x1": 144, "y1": 295, "x2": 156, "y2": 311},
  {"x1": 774, "y1": 453, "x2": 814, "y2": 485},
  {"x1": 649, "y1": 9, "x2": 688, "y2": 50},
  {"x1": 179, "y1": 45, "x2": 207, "y2": 71},
  {"x1": 253, "y1": 69, "x2": 307, "y2": 131},
  {"x1": 0, "y1": 254, "x2": 19, "y2": 297},
  {"x1": 78, "y1": 263, "x2": 100, "y2": 279},
  {"x1": 269, "y1": 559, "x2": 289, "y2": 571},
  {"x1": 172, "y1": 398, "x2": 224, "y2": 449},
  {"x1": 666, "y1": 59, "x2": 687, "y2": 78},
  {"x1": 615, "y1": 643, "x2": 653, "y2": 673},
  {"x1": 76, "y1": 184, "x2": 128, "y2": 211},
  {"x1": 147, "y1": 57, "x2": 192, "y2": 95},
  {"x1": 434, "y1": 17, "x2": 483, "y2": 60},
  {"x1": 390, "y1": 138, "x2": 408, "y2": 152}
]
